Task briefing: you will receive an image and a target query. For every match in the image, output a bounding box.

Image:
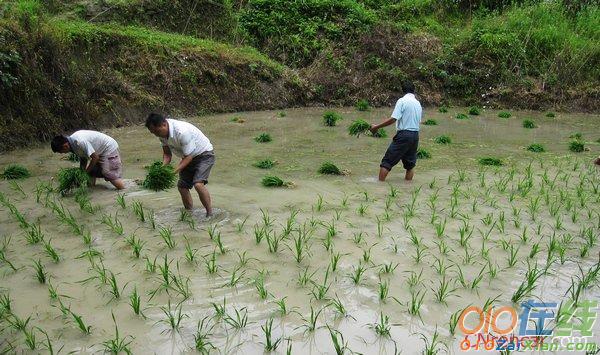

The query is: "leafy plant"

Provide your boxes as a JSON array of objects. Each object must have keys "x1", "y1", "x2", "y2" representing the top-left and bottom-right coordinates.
[
  {"x1": 323, "y1": 111, "x2": 343, "y2": 126},
  {"x1": 318, "y1": 162, "x2": 342, "y2": 175},
  {"x1": 523, "y1": 119, "x2": 536, "y2": 128},
  {"x1": 254, "y1": 133, "x2": 272, "y2": 143},
  {"x1": 142, "y1": 162, "x2": 176, "y2": 191},
  {"x1": 348, "y1": 119, "x2": 371, "y2": 137},
  {"x1": 57, "y1": 168, "x2": 90, "y2": 195},
  {"x1": 1, "y1": 164, "x2": 30, "y2": 180},
  {"x1": 527, "y1": 143, "x2": 545, "y2": 152},
  {"x1": 434, "y1": 135, "x2": 451, "y2": 144}
]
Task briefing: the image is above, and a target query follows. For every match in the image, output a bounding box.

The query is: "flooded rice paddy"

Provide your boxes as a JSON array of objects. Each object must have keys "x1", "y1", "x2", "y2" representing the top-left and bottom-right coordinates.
[{"x1": 0, "y1": 107, "x2": 599, "y2": 354}]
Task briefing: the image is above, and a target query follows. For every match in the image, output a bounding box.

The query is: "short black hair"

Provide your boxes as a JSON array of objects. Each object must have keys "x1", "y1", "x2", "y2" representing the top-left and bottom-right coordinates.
[
  {"x1": 50, "y1": 135, "x2": 69, "y2": 152},
  {"x1": 145, "y1": 113, "x2": 166, "y2": 128},
  {"x1": 402, "y1": 81, "x2": 415, "y2": 94}
]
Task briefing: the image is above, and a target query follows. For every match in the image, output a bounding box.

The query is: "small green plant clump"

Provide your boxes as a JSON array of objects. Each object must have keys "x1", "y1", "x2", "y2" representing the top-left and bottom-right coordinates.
[
  {"x1": 569, "y1": 132, "x2": 582, "y2": 140},
  {"x1": 370, "y1": 128, "x2": 387, "y2": 138},
  {"x1": 468, "y1": 106, "x2": 481, "y2": 115},
  {"x1": 348, "y1": 119, "x2": 371, "y2": 137},
  {"x1": 318, "y1": 162, "x2": 342, "y2": 175},
  {"x1": 523, "y1": 119, "x2": 536, "y2": 128},
  {"x1": 527, "y1": 143, "x2": 545, "y2": 153},
  {"x1": 355, "y1": 99, "x2": 369, "y2": 111},
  {"x1": 498, "y1": 111, "x2": 511, "y2": 118},
  {"x1": 57, "y1": 168, "x2": 90, "y2": 195},
  {"x1": 142, "y1": 162, "x2": 176, "y2": 191},
  {"x1": 261, "y1": 175, "x2": 290, "y2": 188},
  {"x1": 254, "y1": 133, "x2": 272, "y2": 143},
  {"x1": 455, "y1": 113, "x2": 468, "y2": 120},
  {"x1": 417, "y1": 148, "x2": 431, "y2": 159},
  {"x1": 253, "y1": 159, "x2": 276, "y2": 169},
  {"x1": 438, "y1": 106, "x2": 448, "y2": 113},
  {"x1": 423, "y1": 119, "x2": 437, "y2": 125},
  {"x1": 323, "y1": 111, "x2": 343, "y2": 126},
  {"x1": 67, "y1": 153, "x2": 80, "y2": 162},
  {"x1": 569, "y1": 140, "x2": 584, "y2": 153},
  {"x1": 434, "y1": 135, "x2": 451, "y2": 144},
  {"x1": 546, "y1": 112, "x2": 555, "y2": 118},
  {"x1": 1, "y1": 164, "x2": 31, "y2": 180},
  {"x1": 478, "y1": 157, "x2": 503, "y2": 166}
]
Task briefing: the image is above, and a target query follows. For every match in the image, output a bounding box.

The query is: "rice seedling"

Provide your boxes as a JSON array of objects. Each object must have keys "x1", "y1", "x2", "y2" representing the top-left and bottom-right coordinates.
[
  {"x1": 42, "y1": 238, "x2": 60, "y2": 263},
  {"x1": 329, "y1": 251, "x2": 343, "y2": 272},
  {"x1": 380, "y1": 261, "x2": 399, "y2": 275},
  {"x1": 254, "y1": 133, "x2": 272, "y2": 143},
  {"x1": 143, "y1": 161, "x2": 176, "y2": 191},
  {"x1": 101, "y1": 213, "x2": 124, "y2": 236},
  {"x1": 179, "y1": 208, "x2": 196, "y2": 229},
  {"x1": 74, "y1": 187, "x2": 96, "y2": 214},
  {"x1": 527, "y1": 143, "x2": 545, "y2": 153},
  {"x1": 355, "y1": 99, "x2": 370, "y2": 111},
  {"x1": 253, "y1": 158, "x2": 276, "y2": 169},
  {"x1": 0, "y1": 247, "x2": 17, "y2": 271},
  {"x1": 225, "y1": 266, "x2": 246, "y2": 288},
  {"x1": 106, "y1": 271, "x2": 123, "y2": 300},
  {"x1": 348, "y1": 119, "x2": 371, "y2": 137},
  {"x1": 328, "y1": 327, "x2": 351, "y2": 355},
  {"x1": 224, "y1": 306, "x2": 250, "y2": 329},
  {"x1": 433, "y1": 257, "x2": 451, "y2": 276},
  {"x1": 299, "y1": 306, "x2": 323, "y2": 333},
  {"x1": 511, "y1": 262, "x2": 544, "y2": 303},
  {"x1": 349, "y1": 264, "x2": 366, "y2": 285},
  {"x1": 0, "y1": 293, "x2": 11, "y2": 315},
  {"x1": 204, "y1": 250, "x2": 218, "y2": 274},
  {"x1": 57, "y1": 168, "x2": 90, "y2": 195},
  {"x1": 144, "y1": 255, "x2": 157, "y2": 273},
  {"x1": 128, "y1": 287, "x2": 142, "y2": 316},
  {"x1": 124, "y1": 234, "x2": 144, "y2": 259},
  {"x1": 439, "y1": 106, "x2": 448, "y2": 113},
  {"x1": 2, "y1": 164, "x2": 30, "y2": 182},
  {"x1": 191, "y1": 317, "x2": 216, "y2": 354},
  {"x1": 455, "y1": 113, "x2": 468, "y2": 120},
  {"x1": 66, "y1": 308, "x2": 92, "y2": 335},
  {"x1": 214, "y1": 231, "x2": 227, "y2": 254},
  {"x1": 423, "y1": 119, "x2": 437, "y2": 125},
  {"x1": 412, "y1": 245, "x2": 427, "y2": 264},
  {"x1": 6, "y1": 313, "x2": 30, "y2": 332},
  {"x1": 434, "y1": 218, "x2": 447, "y2": 238},
  {"x1": 523, "y1": 119, "x2": 536, "y2": 129},
  {"x1": 102, "y1": 313, "x2": 133, "y2": 354},
  {"x1": 468, "y1": 106, "x2": 481, "y2": 115},
  {"x1": 25, "y1": 222, "x2": 43, "y2": 244},
  {"x1": 262, "y1": 318, "x2": 282, "y2": 351},
  {"x1": 419, "y1": 328, "x2": 444, "y2": 355},
  {"x1": 352, "y1": 231, "x2": 365, "y2": 245},
  {"x1": 211, "y1": 297, "x2": 227, "y2": 319},
  {"x1": 158, "y1": 300, "x2": 188, "y2": 333},
  {"x1": 417, "y1": 148, "x2": 431, "y2": 159},
  {"x1": 297, "y1": 267, "x2": 316, "y2": 287},
  {"x1": 318, "y1": 162, "x2": 342, "y2": 175},
  {"x1": 262, "y1": 175, "x2": 291, "y2": 187},
  {"x1": 470, "y1": 267, "x2": 486, "y2": 291},
  {"x1": 323, "y1": 111, "x2": 343, "y2": 126},
  {"x1": 479, "y1": 157, "x2": 503, "y2": 166},
  {"x1": 309, "y1": 270, "x2": 331, "y2": 301},
  {"x1": 33, "y1": 259, "x2": 47, "y2": 284},
  {"x1": 569, "y1": 140, "x2": 584, "y2": 153},
  {"x1": 434, "y1": 135, "x2": 452, "y2": 144},
  {"x1": 434, "y1": 239, "x2": 452, "y2": 256},
  {"x1": 378, "y1": 278, "x2": 390, "y2": 302},
  {"x1": 370, "y1": 312, "x2": 392, "y2": 337},
  {"x1": 254, "y1": 275, "x2": 270, "y2": 300},
  {"x1": 159, "y1": 226, "x2": 176, "y2": 249},
  {"x1": 22, "y1": 327, "x2": 37, "y2": 350},
  {"x1": 498, "y1": 111, "x2": 511, "y2": 118}
]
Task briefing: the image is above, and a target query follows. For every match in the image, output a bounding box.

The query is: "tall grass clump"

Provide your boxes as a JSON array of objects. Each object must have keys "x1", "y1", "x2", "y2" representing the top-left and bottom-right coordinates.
[
  {"x1": 143, "y1": 162, "x2": 176, "y2": 191},
  {"x1": 527, "y1": 143, "x2": 545, "y2": 153},
  {"x1": 1, "y1": 164, "x2": 31, "y2": 180},
  {"x1": 254, "y1": 133, "x2": 272, "y2": 143},
  {"x1": 57, "y1": 168, "x2": 90, "y2": 195},
  {"x1": 323, "y1": 111, "x2": 342, "y2": 126},
  {"x1": 318, "y1": 162, "x2": 342, "y2": 175},
  {"x1": 348, "y1": 119, "x2": 371, "y2": 137}
]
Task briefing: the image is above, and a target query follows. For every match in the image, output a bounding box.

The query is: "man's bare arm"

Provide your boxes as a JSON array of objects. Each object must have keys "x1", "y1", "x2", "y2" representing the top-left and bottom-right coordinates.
[
  {"x1": 162, "y1": 146, "x2": 173, "y2": 165},
  {"x1": 85, "y1": 153, "x2": 100, "y2": 173},
  {"x1": 370, "y1": 118, "x2": 396, "y2": 134},
  {"x1": 175, "y1": 155, "x2": 194, "y2": 174}
]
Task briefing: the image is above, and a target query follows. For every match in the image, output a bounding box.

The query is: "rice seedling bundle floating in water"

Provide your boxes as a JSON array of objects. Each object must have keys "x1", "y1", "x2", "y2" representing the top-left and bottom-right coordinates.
[
  {"x1": 498, "y1": 111, "x2": 511, "y2": 118},
  {"x1": 434, "y1": 135, "x2": 451, "y2": 144},
  {"x1": 1, "y1": 164, "x2": 31, "y2": 180},
  {"x1": 253, "y1": 159, "x2": 276, "y2": 169},
  {"x1": 57, "y1": 168, "x2": 90, "y2": 195},
  {"x1": 527, "y1": 143, "x2": 545, "y2": 153},
  {"x1": 143, "y1": 162, "x2": 176, "y2": 191},
  {"x1": 261, "y1": 175, "x2": 291, "y2": 188},
  {"x1": 478, "y1": 157, "x2": 503, "y2": 166},
  {"x1": 423, "y1": 119, "x2": 437, "y2": 126},
  {"x1": 468, "y1": 106, "x2": 481, "y2": 115},
  {"x1": 523, "y1": 119, "x2": 536, "y2": 128},
  {"x1": 254, "y1": 133, "x2": 272, "y2": 143},
  {"x1": 348, "y1": 119, "x2": 371, "y2": 137},
  {"x1": 318, "y1": 162, "x2": 342, "y2": 175},
  {"x1": 455, "y1": 113, "x2": 468, "y2": 120},
  {"x1": 417, "y1": 148, "x2": 431, "y2": 159},
  {"x1": 323, "y1": 111, "x2": 343, "y2": 127},
  {"x1": 569, "y1": 140, "x2": 584, "y2": 153}
]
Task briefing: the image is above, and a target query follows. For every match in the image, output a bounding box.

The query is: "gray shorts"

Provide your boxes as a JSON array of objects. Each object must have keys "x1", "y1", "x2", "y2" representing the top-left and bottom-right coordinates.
[
  {"x1": 380, "y1": 130, "x2": 419, "y2": 171},
  {"x1": 89, "y1": 150, "x2": 123, "y2": 181},
  {"x1": 178, "y1": 151, "x2": 215, "y2": 189}
]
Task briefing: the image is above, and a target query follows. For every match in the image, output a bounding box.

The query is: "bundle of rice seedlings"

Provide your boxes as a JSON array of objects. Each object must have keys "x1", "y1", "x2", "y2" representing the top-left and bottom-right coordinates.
[
  {"x1": 254, "y1": 133, "x2": 272, "y2": 143},
  {"x1": 1, "y1": 164, "x2": 31, "y2": 180},
  {"x1": 230, "y1": 116, "x2": 245, "y2": 123},
  {"x1": 527, "y1": 144, "x2": 545, "y2": 153},
  {"x1": 438, "y1": 106, "x2": 448, "y2": 113},
  {"x1": 523, "y1": 119, "x2": 536, "y2": 128},
  {"x1": 253, "y1": 159, "x2": 276, "y2": 169},
  {"x1": 468, "y1": 106, "x2": 481, "y2": 115},
  {"x1": 569, "y1": 140, "x2": 584, "y2": 153},
  {"x1": 278, "y1": 112, "x2": 286, "y2": 117},
  {"x1": 318, "y1": 162, "x2": 342, "y2": 175},
  {"x1": 57, "y1": 168, "x2": 90, "y2": 195},
  {"x1": 370, "y1": 128, "x2": 387, "y2": 138},
  {"x1": 323, "y1": 111, "x2": 343, "y2": 127},
  {"x1": 261, "y1": 175, "x2": 291, "y2": 188},
  {"x1": 423, "y1": 119, "x2": 437, "y2": 126},
  {"x1": 478, "y1": 157, "x2": 503, "y2": 166},
  {"x1": 348, "y1": 119, "x2": 371, "y2": 137},
  {"x1": 546, "y1": 112, "x2": 555, "y2": 118},
  {"x1": 142, "y1": 162, "x2": 176, "y2": 191},
  {"x1": 417, "y1": 148, "x2": 431, "y2": 159},
  {"x1": 434, "y1": 135, "x2": 451, "y2": 144},
  {"x1": 355, "y1": 99, "x2": 370, "y2": 111},
  {"x1": 67, "y1": 153, "x2": 80, "y2": 162},
  {"x1": 498, "y1": 111, "x2": 511, "y2": 118},
  {"x1": 455, "y1": 113, "x2": 468, "y2": 120}
]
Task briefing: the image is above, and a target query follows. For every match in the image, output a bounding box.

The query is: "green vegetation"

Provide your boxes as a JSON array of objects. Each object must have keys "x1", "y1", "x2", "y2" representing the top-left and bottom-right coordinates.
[
  {"x1": 1, "y1": 164, "x2": 31, "y2": 180},
  {"x1": 57, "y1": 168, "x2": 89, "y2": 195},
  {"x1": 417, "y1": 148, "x2": 431, "y2": 159},
  {"x1": 355, "y1": 99, "x2": 369, "y2": 111},
  {"x1": 318, "y1": 162, "x2": 342, "y2": 175},
  {"x1": 348, "y1": 119, "x2": 371, "y2": 137},
  {"x1": 478, "y1": 157, "x2": 503, "y2": 166},
  {"x1": 370, "y1": 128, "x2": 387, "y2": 138},
  {"x1": 262, "y1": 175, "x2": 287, "y2": 187},
  {"x1": 546, "y1": 112, "x2": 556, "y2": 118},
  {"x1": 438, "y1": 106, "x2": 448, "y2": 113},
  {"x1": 323, "y1": 111, "x2": 343, "y2": 127},
  {"x1": 468, "y1": 106, "x2": 481, "y2": 115},
  {"x1": 527, "y1": 144, "x2": 545, "y2": 153},
  {"x1": 142, "y1": 162, "x2": 176, "y2": 191},
  {"x1": 455, "y1": 113, "x2": 468, "y2": 120},
  {"x1": 253, "y1": 159, "x2": 276, "y2": 169},
  {"x1": 523, "y1": 120, "x2": 537, "y2": 129},
  {"x1": 569, "y1": 132, "x2": 582, "y2": 140},
  {"x1": 254, "y1": 133, "x2": 272, "y2": 143},
  {"x1": 423, "y1": 119, "x2": 437, "y2": 126},
  {"x1": 569, "y1": 140, "x2": 584, "y2": 153},
  {"x1": 498, "y1": 111, "x2": 511, "y2": 118},
  {"x1": 434, "y1": 135, "x2": 451, "y2": 144}
]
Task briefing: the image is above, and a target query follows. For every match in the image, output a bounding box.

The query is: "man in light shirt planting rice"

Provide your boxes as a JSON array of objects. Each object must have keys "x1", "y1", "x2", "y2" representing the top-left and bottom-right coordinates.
[
  {"x1": 370, "y1": 81, "x2": 422, "y2": 182},
  {"x1": 145, "y1": 113, "x2": 215, "y2": 217},
  {"x1": 51, "y1": 131, "x2": 125, "y2": 190}
]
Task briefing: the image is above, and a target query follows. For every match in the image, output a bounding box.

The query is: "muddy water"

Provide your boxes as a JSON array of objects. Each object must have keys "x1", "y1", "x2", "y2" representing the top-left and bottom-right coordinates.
[{"x1": 0, "y1": 107, "x2": 599, "y2": 354}]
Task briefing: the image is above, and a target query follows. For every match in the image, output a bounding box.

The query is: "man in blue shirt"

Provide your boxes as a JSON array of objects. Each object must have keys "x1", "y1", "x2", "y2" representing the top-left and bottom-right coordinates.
[{"x1": 370, "y1": 81, "x2": 422, "y2": 182}]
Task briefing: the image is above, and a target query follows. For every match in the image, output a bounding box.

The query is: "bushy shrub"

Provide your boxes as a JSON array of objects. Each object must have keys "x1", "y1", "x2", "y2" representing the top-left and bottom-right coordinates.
[
  {"x1": 1, "y1": 164, "x2": 31, "y2": 180},
  {"x1": 323, "y1": 111, "x2": 343, "y2": 126},
  {"x1": 142, "y1": 162, "x2": 176, "y2": 191}
]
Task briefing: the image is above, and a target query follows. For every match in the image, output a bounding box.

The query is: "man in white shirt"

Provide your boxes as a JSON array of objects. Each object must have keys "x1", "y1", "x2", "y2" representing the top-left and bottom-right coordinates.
[
  {"x1": 51, "y1": 131, "x2": 125, "y2": 190},
  {"x1": 370, "y1": 81, "x2": 422, "y2": 182},
  {"x1": 145, "y1": 113, "x2": 215, "y2": 217}
]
